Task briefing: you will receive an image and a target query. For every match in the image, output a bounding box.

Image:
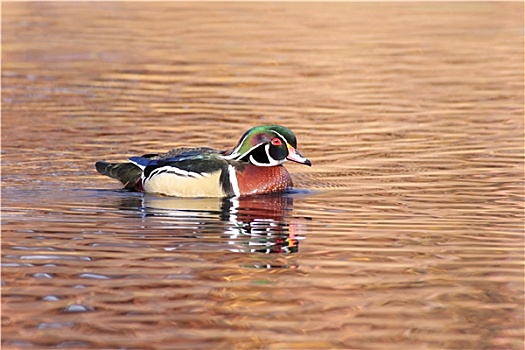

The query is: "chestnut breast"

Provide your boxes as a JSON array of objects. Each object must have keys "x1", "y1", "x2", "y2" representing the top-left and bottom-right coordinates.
[{"x1": 236, "y1": 164, "x2": 293, "y2": 196}]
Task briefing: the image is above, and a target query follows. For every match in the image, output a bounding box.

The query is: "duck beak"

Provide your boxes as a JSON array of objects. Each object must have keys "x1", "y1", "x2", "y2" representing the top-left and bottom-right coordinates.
[{"x1": 286, "y1": 144, "x2": 312, "y2": 166}]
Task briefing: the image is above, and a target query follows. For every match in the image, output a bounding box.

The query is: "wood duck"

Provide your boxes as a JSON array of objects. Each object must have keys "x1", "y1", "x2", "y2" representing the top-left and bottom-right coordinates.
[{"x1": 95, "y1": 125, "x2": 311, "y2": 197}]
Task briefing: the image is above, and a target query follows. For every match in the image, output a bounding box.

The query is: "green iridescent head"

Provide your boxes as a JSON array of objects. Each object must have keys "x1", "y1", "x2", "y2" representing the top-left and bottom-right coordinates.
[{"x1": 223, "y1": 125, "x2": 311, "y2": 167}]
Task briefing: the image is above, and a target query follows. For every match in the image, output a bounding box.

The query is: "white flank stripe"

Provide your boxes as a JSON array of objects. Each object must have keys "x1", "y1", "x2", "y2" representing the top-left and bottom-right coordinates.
[
  {"x1": 145, "y1": 166, "x2": 211, "y2": 183},
  {"x1": 228, "y1": 165, "x2": 240, "y2": 197}
]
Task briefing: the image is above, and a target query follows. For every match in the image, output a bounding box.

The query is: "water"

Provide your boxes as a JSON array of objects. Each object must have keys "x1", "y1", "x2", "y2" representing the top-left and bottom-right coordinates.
[{"x1": 2, "y1": 2, "x2": 524, "y2": 349}]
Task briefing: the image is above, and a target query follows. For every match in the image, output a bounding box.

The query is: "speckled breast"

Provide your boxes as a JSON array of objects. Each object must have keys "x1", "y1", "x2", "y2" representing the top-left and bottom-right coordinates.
[{"x1": 235, "y1": 164, "x2": 293, "y2": 196}]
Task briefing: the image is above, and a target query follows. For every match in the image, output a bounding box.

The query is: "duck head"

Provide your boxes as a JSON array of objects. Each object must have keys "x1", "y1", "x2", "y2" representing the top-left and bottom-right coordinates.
[{"x1": 223, "y1": 125, "x2": 311, "y2": 167}]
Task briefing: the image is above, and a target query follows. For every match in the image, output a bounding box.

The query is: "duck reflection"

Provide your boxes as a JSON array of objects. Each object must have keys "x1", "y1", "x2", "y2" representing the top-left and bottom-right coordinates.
[
  {"x1": 117, "y1": 193, "x2": 303, "y2": 254},
  {"x1": 220, "y1": 195, "x2": 300, "y2": 254}
]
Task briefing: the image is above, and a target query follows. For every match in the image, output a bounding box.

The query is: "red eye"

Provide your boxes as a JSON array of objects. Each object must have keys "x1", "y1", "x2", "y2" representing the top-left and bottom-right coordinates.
[{"x1": 271, "y1": 137, "x2": 282, "y2": 146}]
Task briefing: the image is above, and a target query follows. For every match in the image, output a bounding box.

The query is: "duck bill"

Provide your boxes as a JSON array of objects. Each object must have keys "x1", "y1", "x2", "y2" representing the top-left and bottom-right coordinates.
[{"x1": 286, "y1": 144, "x2": 312, "y2": 166}]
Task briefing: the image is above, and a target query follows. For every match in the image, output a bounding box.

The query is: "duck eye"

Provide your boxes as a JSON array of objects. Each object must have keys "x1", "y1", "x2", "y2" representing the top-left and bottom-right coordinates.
[{"x1": 271, "y1": 137, "x2": 282, "y2": 146}]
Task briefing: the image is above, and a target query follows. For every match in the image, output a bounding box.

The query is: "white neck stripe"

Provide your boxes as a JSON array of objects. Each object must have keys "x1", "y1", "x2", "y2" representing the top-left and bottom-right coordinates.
[{"x1": 228, "y1": 165, "x2": 240, "y2": 197}]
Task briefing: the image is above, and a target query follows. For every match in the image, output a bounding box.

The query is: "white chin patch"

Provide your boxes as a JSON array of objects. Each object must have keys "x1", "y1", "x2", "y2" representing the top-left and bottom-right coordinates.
[{"x1": 249, "y1": 144, "x2": 285, "y2": 166}]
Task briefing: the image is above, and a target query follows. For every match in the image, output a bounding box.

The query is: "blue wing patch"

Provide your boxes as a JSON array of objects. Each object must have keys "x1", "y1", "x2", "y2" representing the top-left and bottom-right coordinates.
[
  {"x1": 129, "y1": 152, "x2": 207, "y2": 168},
  {"x1": 128, "y1": 156, "x2": 151, "y2": 169}
]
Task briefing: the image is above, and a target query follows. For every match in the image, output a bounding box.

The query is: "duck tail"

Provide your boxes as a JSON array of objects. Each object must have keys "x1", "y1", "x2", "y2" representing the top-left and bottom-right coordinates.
[{"x1": 95, "y1": 161, "x2": 143, "y2": 191}]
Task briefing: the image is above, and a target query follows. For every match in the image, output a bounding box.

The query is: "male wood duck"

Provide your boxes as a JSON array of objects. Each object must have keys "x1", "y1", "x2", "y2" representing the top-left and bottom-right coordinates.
[{"x1": 95, "y1": 125, "x2": 311, "y2": 197}]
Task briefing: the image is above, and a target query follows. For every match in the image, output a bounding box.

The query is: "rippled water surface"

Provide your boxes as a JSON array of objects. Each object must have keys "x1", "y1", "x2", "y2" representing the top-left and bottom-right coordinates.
[{"x1": 2, "y1": 3, "x2": 524, "y2": 349}]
